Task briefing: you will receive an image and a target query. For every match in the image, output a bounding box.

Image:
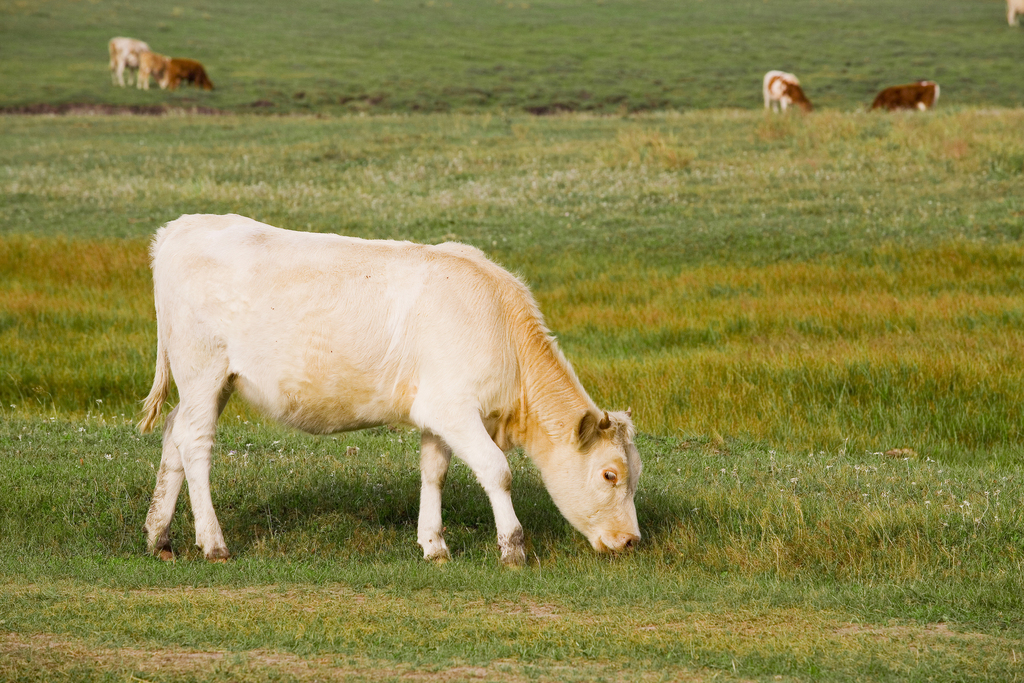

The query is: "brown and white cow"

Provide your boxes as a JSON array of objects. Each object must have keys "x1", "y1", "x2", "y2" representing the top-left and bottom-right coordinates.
[
  {"x1": 138, "y1": 214, "x2": 642, "y2": 566},
  {"x1": 1010, "y1": 0, "x2": 1024, "y2": 25},
  {"x1": 108, "y1": 37, "x2": 150, "y2": 87},
  {"x1": 160, "y1": 58, "x2": 215, "y2": 90},
  {"x1": 871, "y1": 81, "x2": 940, "y2": 111},
  {"x1": 137, "y1": 51, "x2": 170, "y2": 90},
  {"x1": 763, "y1": 70, "x2": 813, "y2": 113}
]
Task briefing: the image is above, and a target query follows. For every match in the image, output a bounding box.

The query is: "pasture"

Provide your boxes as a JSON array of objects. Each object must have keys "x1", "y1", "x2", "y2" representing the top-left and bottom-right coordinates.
[
  {"x1": 3, "y1": 0, "x2": 1024, "y2": 680},
  {"x1": 2, "y1": 0, "x2": 1024, "y2": 114},
  {"x1": 3, "y1": 109, "x2": 1024, "y2": 681}
]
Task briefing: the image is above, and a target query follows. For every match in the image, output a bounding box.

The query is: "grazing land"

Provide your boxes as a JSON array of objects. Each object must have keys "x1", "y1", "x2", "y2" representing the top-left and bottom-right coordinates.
[
  {"x1": 2, "y1": 109, "x2": 1024, "y2": 681},
  {"x1": 4, "y1": 110, "x2": 1023, "y2": 461},
  {"x1": 2, "y1": 0, "x2": 1024, "y2": 114},
  {"x1": 3, "y1": 0, "x2": 1024, "y2": 679}
]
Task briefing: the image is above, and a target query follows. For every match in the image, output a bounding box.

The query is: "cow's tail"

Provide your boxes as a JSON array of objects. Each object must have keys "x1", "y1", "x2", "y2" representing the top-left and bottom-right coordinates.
[{"x1": 138, "y1": 329, "x2": 170, "y2": 433}]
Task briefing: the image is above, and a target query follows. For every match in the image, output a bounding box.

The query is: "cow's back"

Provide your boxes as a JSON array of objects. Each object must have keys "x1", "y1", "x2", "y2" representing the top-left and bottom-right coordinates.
[{"x1": 152, "y1": 215, "x2": 520, "y2": 433}]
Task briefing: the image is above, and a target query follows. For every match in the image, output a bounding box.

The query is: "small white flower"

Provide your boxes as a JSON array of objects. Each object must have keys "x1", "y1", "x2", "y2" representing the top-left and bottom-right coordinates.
[
  {"x1": 790, "y1": 477, "x2": 798, "y2": 483},
  {"x1": 104, "y1": 454, "x2": 112, "y2": 460}
]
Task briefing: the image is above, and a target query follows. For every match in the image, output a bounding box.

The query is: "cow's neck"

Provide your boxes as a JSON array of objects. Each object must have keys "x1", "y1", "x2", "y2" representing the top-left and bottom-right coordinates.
[{"x1": 511, "y1": 331, "x2": 593, "y2": 468}]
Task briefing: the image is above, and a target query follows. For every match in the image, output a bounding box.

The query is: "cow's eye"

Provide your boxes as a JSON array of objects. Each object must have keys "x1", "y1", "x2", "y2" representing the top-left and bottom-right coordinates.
[{"x1": 602, "y1": 470, "x2": 618, "y2": 484}]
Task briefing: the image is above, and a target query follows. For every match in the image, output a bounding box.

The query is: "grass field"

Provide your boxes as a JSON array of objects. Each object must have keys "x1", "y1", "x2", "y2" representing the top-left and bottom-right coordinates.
[
  {"x1": 4, "y1": 0, "x2": 1024, "y2": 680},
  {"x1": 2, "y1": 0, "x2": 1024, "y2": 114},
  {"x1": 3, "y1": 108, "x2": 1024, "y2": 681},
  {"x1": 4, "y1": 110, "x2": 1023, "y2": 461}
]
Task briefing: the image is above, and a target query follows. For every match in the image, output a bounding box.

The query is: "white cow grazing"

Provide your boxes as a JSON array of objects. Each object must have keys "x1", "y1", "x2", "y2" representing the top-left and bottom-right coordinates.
[
  {"x1": 1010, "y1": 0, "x2": 1024, "y2": 25},
  {"x1": 763, "y1": 70, "x2": 813, "y2": 113},
  {"x1": 108, "y1": 37, "x2": 150, "y2": 87},
  {"x1": 139, "y1": 214, "x2": 642, "y2": 566}
]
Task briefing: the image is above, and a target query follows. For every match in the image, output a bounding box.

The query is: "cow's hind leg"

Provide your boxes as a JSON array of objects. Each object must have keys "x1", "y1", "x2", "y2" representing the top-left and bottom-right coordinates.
[
  {"x1": 417, "y1": 430, "x2": 452, "y2": 562},
  {"x1": 145, "y1": 406, "x2": 185, "y2": 560},
  {"x1": 171, "y1": 369, "x2": 234, "y2": 561},
  {"x1": 423, "y1": 414, "x2": 525, "y2": 567}
]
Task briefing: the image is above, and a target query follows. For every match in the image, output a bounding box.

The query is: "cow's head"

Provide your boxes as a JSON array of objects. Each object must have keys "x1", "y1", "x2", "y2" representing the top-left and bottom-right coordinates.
[{"x1": 543, "y1": 409, "x2": 642, "y2": 553}]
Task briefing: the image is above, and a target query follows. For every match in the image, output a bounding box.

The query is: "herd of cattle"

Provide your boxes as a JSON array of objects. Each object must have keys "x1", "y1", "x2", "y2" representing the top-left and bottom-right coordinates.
[
  {"x1": 763, "y1": 0, "x2": 1024, "y2": 114},
  {"x1": 108, "y1": 36, "x2": 213, "y2": 91},
  {"x1": 763, "y1": 70, "x2": 941, "y2": 113},
  {"x1": 113, "y1": 0, "x2": 1024, "y2": 109}
]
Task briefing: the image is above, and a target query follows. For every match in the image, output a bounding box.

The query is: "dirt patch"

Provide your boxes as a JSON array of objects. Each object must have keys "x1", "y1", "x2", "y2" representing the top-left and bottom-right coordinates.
[
  {"x1": 833, "y1": 622, "x2": 994, "y2": 642},
  {"x1": 0, "y1": 103, "x2": 226, "y2": 116},
  {"x1": 0, "y1": 632, "x2": 707, "y2": 683}
]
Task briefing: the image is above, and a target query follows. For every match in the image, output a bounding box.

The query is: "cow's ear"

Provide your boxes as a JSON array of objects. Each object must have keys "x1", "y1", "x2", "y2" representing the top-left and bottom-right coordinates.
[{"x1": 577, "y1": 410, "x2": 603, "y2": 452}]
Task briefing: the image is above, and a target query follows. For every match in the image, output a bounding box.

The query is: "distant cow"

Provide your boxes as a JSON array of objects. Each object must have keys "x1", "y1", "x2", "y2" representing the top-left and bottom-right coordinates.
[
  {"x1": 763, "y1": 70, "x2": 812, "y2": 113},
  {"x1": 160, "y1": 58, "x2": 214, "y2": 90},
  {"x1": 1010, "y1": 0, "x2": 1024, "y2": 25},
  {"x1": 108, "y1": 37, "x2": 150, "y2": 87},
  {"x1": 138, "y1": 214, "x2": 642, "y2": 566},
  {"x1": 137, "y1": 51, "x2": 170, "y2": 90},
  {"x1": 871, "y1": 81, "x2": 940, "y2": 111}
]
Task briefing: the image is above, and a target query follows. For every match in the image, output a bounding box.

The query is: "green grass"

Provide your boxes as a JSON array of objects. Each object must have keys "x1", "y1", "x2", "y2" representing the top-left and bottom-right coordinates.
[
  {"x1": 2, "y1": 0, "x2": 1024, "y2": 114},
  {"x1": 2, "y1": 417, "x2": 1023, "y2": 681},
  {"x1": 2, "y1": 108, "x2": 1024, "y2": 680},
  {"x1": 2, "y1": 110, "x2": 1023, "y2": 462},
  {"x1": 5, "y1": 4, "x2": 1024, "y2": 676}
]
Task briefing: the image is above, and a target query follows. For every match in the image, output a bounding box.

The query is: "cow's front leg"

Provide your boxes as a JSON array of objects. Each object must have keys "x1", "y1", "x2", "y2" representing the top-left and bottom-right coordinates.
[
  {"x1": 431, "y1": 418, "x2": 526, "y2": 567},
  {"x1": 145, "y1": 406, "x2": 185, "y2": 560},
  {"x1": 417, "y1": 431, "x2": 452, "y2": 562}
]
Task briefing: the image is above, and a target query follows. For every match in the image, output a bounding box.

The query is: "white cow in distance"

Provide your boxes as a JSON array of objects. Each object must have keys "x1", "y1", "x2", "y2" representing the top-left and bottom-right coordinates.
[
  {"x1": 1009, "y1": 0, "x2": 1024, "y2": 25},
  {"x1": 108, "y1": 37, "x2": 150, "y2": 87},
  {"x1": 138, "y1": 214, "x2": 642, "y2": 566}
]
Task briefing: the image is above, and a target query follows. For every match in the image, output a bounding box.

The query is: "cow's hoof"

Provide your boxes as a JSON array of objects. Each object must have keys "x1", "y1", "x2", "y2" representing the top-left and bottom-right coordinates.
[
  {"x1": 500, "y1": 552, "x2": 526, "y2": 568},
  {"x1": 205, "y1": 547, "x2": 231, "y2": 563},
  {"x1": 426, "y1": 550, "x2": 451, "y2": 564},
  {"x1": 151, "y1": 540, "x2": 174, "y2": 561},
  {"x1": 498, "y1": 528, "x2": 526, "y2": 568},
  {"x1": 419, "y1": 535, "x2": 451, "y2": 563}
]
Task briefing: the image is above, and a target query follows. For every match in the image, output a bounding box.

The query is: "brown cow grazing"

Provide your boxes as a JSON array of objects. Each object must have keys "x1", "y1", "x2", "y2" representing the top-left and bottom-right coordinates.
[
  {"x1": 763, "y1": 70, "x2": 812, "y2": 113},
  {"x1": 1010, "y1": 0, "x2": 1024, "y2": 25},
  {"x1": 160, "y1": 58, "x2": 215, "y2": 91},
  {"x1": 137, "y1": 51, "x2": 170, "y2": 90},
  {"x1": 871, "y1": 81, "x2": 940, "y2": 111},
  {"x1": 108, "y1": 37, "x2": 150, "y2": 87}
]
